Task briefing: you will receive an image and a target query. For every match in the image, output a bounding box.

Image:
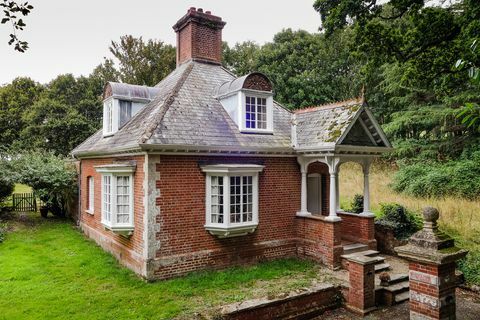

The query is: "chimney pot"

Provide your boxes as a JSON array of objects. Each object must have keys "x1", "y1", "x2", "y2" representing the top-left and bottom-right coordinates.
[
  {"x1": 197, "y1": 8, "x2": 203, "y2": 13},
  {"x1": 189, "y1": 7, "x2": 196, "y2": 12},
  {"x1": 206, "y1": 11, "x2": 211, "y2": 15}
]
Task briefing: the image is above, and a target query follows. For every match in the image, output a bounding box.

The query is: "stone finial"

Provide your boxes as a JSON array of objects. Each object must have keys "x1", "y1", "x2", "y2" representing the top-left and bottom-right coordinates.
[{"x1": 423, "y1": 206, "x2": 439, "y2": 231}]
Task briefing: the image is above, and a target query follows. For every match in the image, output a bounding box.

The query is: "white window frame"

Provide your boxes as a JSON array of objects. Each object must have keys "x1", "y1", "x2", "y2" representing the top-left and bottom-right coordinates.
[
  {"x1": 86, "y1": 176, "x2": 94, "y2": 215},
  {"x1": 95, "y1": 164, "x2": 136, "y2": 236},
  {"x1": 201, "y1": 164, "x2": 264, "y2": 238},
  {"x1": 103, "y1": 98, "x2": 114, "y2": 136},
  {"x1": 240, "y1": 90, "x2": 273, "y2": 134}
]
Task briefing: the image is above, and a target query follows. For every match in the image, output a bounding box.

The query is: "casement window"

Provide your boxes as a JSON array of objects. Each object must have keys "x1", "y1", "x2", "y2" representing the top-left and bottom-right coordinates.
[
  {"x1": 201, "y1": 164, "x2": 264, "y2": 238},
  {"x1": 86, "y1": 176, "x2": 94, "y2": 214},
  {"x1": 95, "y1": 164, "x2": 136, "y2": 236},
  {"x1": 104, "y1": 99, "x2": 113, "y2": 135},
  {"x1": 245, "y1": 96, "x2": 267, "y2": 129},
  {"x1": 119, "y1": 100, "x2": 132, "y2": 128}
]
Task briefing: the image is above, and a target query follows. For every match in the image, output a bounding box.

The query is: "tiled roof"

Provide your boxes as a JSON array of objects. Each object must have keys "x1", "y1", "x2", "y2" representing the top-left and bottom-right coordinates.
[
  {"x1": 72, "y1": 61, "x2": 294, "y2": 156},
  {"x1": 294, "y1": 98, "x2": 363, "y2": 149}
]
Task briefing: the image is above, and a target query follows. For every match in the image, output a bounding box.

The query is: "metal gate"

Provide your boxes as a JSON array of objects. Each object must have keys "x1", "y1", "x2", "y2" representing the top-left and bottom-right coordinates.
[{"x1": 12, "y1": 193, "x2": 37, "y2": 212}]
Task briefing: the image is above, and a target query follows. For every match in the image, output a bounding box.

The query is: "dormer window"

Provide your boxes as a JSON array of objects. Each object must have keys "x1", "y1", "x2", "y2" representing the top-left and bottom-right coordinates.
[
  {"x1": 246, "y1": 96, "x2": 267, "y2": 129},
  {"x1": 217, "y1": 73, "x2": 274, "y2": 134},
  {"x1": 102, "y1": 82, "x2": 160, "y2": 137}
]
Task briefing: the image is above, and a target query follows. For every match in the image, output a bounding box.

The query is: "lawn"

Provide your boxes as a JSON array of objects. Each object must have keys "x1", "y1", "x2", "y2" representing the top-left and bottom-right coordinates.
[
  {"x1": 0, "y1": 213, "x2": 330, "y2": 320},
  {"x1": 339, "y1": 162, "x2": 480, "y2": 285}
]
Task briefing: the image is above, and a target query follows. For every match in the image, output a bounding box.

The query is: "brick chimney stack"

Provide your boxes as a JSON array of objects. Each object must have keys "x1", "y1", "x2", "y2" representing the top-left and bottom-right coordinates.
[{"x1": 173, "y1": 8, "x2": 226, "y2": 66}]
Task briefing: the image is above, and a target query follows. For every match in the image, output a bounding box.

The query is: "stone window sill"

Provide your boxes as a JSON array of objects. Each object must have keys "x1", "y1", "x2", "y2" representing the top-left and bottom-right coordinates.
[{"x1": 205, "y1": 223, "x2": 258, "y2": 238}]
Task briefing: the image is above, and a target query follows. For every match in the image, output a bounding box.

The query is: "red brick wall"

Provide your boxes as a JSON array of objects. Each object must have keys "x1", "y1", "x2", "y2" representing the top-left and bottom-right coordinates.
[
  {"x1": 307, "y1": 162, "x2": 330, "y2": 215},
  {"x1": 176, "y1": 10, "x2": 223, "y2": 65},
  {"x1": 338, "y1": 212, "x2": 377, "y2": 249},
  {"x1": 347, "y1": 260, "x2": 376, "y2": 314},
  {"x1": 154, "y1": 155, "x2": 301, "y2": 279},
  {"x1": 295, "y1": 216, "x2": 343, "y2": 268},
  {"x1": 79, "y1": 156, "x2": 145, "y2": 275}
]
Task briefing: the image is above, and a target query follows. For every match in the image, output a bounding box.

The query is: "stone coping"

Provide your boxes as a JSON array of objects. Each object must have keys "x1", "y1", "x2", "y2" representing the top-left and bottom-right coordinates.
[
  {"x1": 396, "y1": 244, "x2": 468, "y2": 265},
  {"x1": 343, "y1": 254, "x2": 378, "y2": 265},
  {"x1": 295, "y1": 213, "x2": 342, "y2": 223},
  {"x1": 220, "y1": 283, "x2": 339, "y2": 315},
  {"x1": 337, "y1": 211, "x2": 375, "y2": 219}
]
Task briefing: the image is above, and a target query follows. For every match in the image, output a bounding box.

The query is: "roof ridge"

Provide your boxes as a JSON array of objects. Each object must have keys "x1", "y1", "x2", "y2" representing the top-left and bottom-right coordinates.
[
  {"x1": 139, "y1": 62, "x2": 195, "y2": 144},
  {"x1": 294, "y1": 97, "x2": 362, "y2": 114}
]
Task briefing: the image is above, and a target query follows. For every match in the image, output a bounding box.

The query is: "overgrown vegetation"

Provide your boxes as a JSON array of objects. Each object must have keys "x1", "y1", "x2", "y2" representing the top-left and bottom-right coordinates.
[
  {"x1": 349, "y1": 194, "x2": 364, "y2": 213},
  {"x1": 0, "y1": 213, "x2": 330, "y2": 319},
  {"x1": 375, "y1": 203, "x2": 422, "y2": 240}
]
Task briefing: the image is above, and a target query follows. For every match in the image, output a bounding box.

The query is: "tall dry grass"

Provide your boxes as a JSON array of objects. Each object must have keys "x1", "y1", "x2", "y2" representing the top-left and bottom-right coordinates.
[{"x1": 339, "y1": 162, "x2": 480, "y2": 249}]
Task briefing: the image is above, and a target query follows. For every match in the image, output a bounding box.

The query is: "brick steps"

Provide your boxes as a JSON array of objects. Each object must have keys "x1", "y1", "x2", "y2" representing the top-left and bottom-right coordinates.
[
  {"x1": 341, "y1": 243, "x2": 390, "y2": 273},
  {"x1": 375, "y1": 273, "x2": 410, "y2": 306}
]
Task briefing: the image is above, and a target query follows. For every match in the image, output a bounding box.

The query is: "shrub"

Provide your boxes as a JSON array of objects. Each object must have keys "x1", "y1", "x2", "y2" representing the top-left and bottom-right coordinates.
[
  {"x1": 0, "y1": 222, "x2": 6, "y2": 243},
  {"x1": 350, "y1": 194, "x2": 364, "y2": 213},
  {"x1": 375, "y1": 203, "x2": 422, "y2": 239},
  {"x1": 391, "y1": 158, "x2": 480, "y2": 200},
  {"x1": 9, "y1": 150, "x2": 77, "y2": 217},
  {"x1": 0, "y1": 177, "x2": 14, "y2": 203},
  {"x1": 458, "y1": 250, "x2": 480, "y2": 286}
]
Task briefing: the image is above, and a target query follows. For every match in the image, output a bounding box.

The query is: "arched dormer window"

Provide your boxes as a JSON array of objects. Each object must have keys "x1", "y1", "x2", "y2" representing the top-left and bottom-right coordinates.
[{"x1": 216, "y1": 73, "x2": 274, "y2": 134}]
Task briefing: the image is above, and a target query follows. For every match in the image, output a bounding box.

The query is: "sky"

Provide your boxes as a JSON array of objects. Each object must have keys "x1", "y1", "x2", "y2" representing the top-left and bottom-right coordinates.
[{"x1": 0, "y1": 0, "x2": 322, "y2": 85}]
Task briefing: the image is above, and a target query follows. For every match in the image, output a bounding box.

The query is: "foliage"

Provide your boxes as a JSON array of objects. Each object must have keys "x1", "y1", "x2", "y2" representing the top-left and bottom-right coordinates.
[
  {"x1": 0, "y1": 177, "x2": 14, "y2": 204},
  {"x1": 222, "y1": 41, "x2": 261, "y2": 76},
  {"x1": 0, "y1": 77, "x2": 43, "y2": 150},
  {"x1": 0, "y1": 222, "x2": 6, "y2": 242},
  {"x1": 458, "y1": 249, "x2": 480, "y2": 285},
  {"x1": 7, "y1": 150, "x2": 77, "y2": 217},
  {"x1": 375, "y1": 203, "x2": 422, "y2": 239},
  {"x1": 0, "y1": 214, "x2": 322, "y2": 319},
  {"x1": 107, "y1": 35, "x2": 176, "y2": 87},
  {"x1": 391, "y1": 153, "x2": 480, "y2": 199},
  {"x1": 350, "y1": 194, "x2": 364, "y2": 213},
  {"x1": 255, "y1": 28, "x2": 363, "y2": 109},
  {"x1": 0, "y1": 0, "x2": 33, "y2": 52}
]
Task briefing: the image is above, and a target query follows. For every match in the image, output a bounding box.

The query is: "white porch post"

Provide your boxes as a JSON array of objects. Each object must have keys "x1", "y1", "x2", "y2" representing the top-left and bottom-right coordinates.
[
  {"x1": 335, "y1": 167, "x2": 340, "y2": 212},
  {"x1": 296, "y1": 157, "x2": 311, "y2": 216},
  {"x1": 326, "y1": 156, "x2": 341, "y2": 222},
  {"x1": 361, "y1": 159, "x2": 375, "y2": 217}
]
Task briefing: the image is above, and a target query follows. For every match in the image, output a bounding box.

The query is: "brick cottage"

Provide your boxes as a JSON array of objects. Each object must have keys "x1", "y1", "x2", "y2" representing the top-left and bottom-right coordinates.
[{"x1": 72, "y1": 8, "x2": 392, "y2": 280}]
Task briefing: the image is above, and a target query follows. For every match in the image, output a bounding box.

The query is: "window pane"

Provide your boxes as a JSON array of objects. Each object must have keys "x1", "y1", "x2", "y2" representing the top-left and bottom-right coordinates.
[
  {"x1": 119, "y1": 100, "x2": 132, "y2": 127},
  {"x1": 210, "y1": 176, "x2": 224, "y2": 224},
  {"x1": 116, "y1": 175, "x2": 130, "y2": 224}
]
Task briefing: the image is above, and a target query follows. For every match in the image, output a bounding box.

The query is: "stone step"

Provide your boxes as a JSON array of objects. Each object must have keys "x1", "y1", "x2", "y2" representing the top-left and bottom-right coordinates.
[
  {"x1": 375, "y1": 263, "x2": 391, "y2": 273},
  {"x1": 383, "y1": 281, "x2": 409, "y2": 293},
  {"x1": 361, "y1": 250, "x2": 379, "y2": 257},
  {"x1": 371, "y1": 256, "x2": 386, "y2": 264},
  {"x1": 385, "y1": 274, "x2": 409, "y2": 285},
  {"x1": 343, "y1": 243, "x2": 369, "y2": 255},
  {"x1": 395, "y1": 290, "x2": 410, "y2": 303}
]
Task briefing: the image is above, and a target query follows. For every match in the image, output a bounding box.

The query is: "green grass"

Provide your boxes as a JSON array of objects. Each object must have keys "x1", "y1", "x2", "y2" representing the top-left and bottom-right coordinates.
[
  {"x1": 0, "y1": 214, "x2": 323, "y2": 320},
  {"x1": 13, "y1": 184, "x2": 32, "y2": 193}
]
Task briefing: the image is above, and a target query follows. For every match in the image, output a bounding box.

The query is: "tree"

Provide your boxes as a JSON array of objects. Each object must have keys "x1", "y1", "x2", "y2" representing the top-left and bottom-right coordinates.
[
  {"x1": 108, "y1": 35, "x2": 176, "y2": 86},
  {"x1": 255, "y1": 28, "x2": 363, "y2": 109},
  {"x1": 222, "y1": 41, "x2": 261, "y2": 76},
  {"x1": 0, "y1": 77, "x2": 43, "y2": 149},
  {"x1": 1, "y1": 0, "x2": 33, "y2": 52}
]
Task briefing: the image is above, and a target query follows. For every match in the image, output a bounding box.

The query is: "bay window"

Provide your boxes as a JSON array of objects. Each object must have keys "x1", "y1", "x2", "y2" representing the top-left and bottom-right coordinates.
[
  {"x1": 95, "y1": 164, "x2": 136, "y2": 236},
  {"x1": 201, "y1": 164, "x2": 264, "y2": 238}
]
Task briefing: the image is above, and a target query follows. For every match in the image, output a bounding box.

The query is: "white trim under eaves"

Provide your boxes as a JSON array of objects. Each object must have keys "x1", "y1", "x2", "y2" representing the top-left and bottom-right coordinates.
[
  {"x1": 336, "y1": 105, "x2": 364, "y2": 145},
  {"x1": 363, "y1": 107, "x2": 392, "y2": 148}
]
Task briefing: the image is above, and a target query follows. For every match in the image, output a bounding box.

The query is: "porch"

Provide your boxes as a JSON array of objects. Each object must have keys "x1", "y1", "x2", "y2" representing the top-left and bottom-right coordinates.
[{"x1": 294, "y1": 154, "x2": 379, "y2": 269}]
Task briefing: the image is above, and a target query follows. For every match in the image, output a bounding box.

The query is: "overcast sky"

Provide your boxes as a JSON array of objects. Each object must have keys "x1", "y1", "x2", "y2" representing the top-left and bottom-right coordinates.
[{"x1": 0, "y1": 0, "x2": 322, "y2": 85}]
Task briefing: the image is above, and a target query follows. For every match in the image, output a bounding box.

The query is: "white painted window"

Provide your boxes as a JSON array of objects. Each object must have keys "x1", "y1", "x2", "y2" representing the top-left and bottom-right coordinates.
[
  {"x1": 201, "y1": 164, "x2": 264, "y2": 238},
  {"x1": 104, "y1": 99, "x2": 113, "y2": 135},
  {"x1": 86, "y1": 176, "x2": 94, "y2": 214},
  {"x1": 245, "y1": 96, "x2": 267, "y2": 129},
  {"x1": 119, "y1": 100, "x2": 132, "y2": 128},
  {"x1": 96, "y1": 164, "x2": 136, "y2": 235}
]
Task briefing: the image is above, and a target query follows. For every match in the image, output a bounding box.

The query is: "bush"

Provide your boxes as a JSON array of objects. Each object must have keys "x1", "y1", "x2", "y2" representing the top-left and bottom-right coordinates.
[
  {"x1": 0, "y1": 222, "x2": 6, "y2": 243},
  {"x1": 350, "y1": 194, "x2": 364, "y2": 213},
  {"x1": 458, "y1": 250, "x2": 480, "y2": 286},
  {"x1": 9, "y1": 150, "x2": 77, "y2": 217},
  {"x1": 0, "y1": 177, "x2": 14, "y2": 203},
  {"x1": 391, "y1": 157, "x2": 480, "y2": 199},
  {"x1": 375, "y1": 203, "x2": 422, "y2": 239}
]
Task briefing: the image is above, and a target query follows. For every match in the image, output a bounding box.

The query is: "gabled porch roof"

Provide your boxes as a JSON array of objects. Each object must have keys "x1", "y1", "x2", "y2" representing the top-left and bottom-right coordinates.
[{"x1": 293, "y1": 98, "x2": 392, "y2": 155}]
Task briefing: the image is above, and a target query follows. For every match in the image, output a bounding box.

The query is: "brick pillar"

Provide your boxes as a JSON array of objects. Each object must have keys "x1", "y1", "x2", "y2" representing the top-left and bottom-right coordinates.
[
  {"x1": 397, "y1": 207, "x2": 467, "y2": 320},
  {"x1": 345, "y1": 255, "x2": 377, "y2": 315}
]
